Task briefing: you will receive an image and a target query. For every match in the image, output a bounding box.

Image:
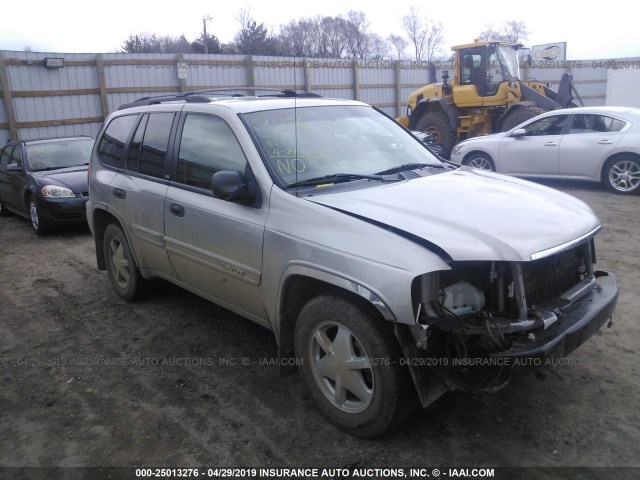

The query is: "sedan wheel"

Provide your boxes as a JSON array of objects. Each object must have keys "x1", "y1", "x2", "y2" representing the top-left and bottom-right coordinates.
[
  {"x1": 0, "y1": 199, "x2": 11, "y2": 217},
  {"x1": 465, "y1": 152, "x2": 495, "y2": 171},
  {"x1": 605, "y1": 157, "x2": 640, "y2": 194},
  {"x1": 29, "y1": 196, "x2": 50, "y2": 235}
]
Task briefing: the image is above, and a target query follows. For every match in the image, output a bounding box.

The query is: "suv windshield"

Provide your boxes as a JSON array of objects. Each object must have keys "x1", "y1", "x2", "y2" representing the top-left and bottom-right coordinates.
[
  {"x1": 27, "y1": 139, "x2": 93, "y2": 171},
  {"x1": 243, "y1": 105, "x2": 442, "y2": 188}
]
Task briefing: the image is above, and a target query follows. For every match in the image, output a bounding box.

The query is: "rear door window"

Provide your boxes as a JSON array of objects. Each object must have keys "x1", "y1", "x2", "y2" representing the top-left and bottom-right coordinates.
[{"x1": 138, "y1": 113, "x2": 175, "y2": 179}]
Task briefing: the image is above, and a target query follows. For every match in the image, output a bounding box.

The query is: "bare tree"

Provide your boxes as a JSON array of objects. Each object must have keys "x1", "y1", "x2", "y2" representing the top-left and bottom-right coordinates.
[
  {"x1": 368, "y1": 33, "x2": 390, "y2": 60},
  {"x1": 387, "y1": 34, "x2": 409, "y2": 60},
  {"x1": 503, "y1": 20, "x2": 529, "y2": 43},
  {"x1": 423, "y1": 22, "x2": 445, "y2": 62},
  {"x1": 277, "y1": 16, "x2": 350, "y2": 58},
  {"x1": 401, "y1": 7, "x2": 445, "y2": 62},
  {"x1": 478, "y1": 20, "x2": 529, "y2": 43},
  {"x1": 343, "y1": 11, "x2": 388, "y2": 59}
]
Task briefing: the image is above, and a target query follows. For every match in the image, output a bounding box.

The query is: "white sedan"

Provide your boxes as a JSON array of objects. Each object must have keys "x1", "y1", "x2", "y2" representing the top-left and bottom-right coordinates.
[{"x1": 449, "y1": 106, "x2": 640, "y2": 194}]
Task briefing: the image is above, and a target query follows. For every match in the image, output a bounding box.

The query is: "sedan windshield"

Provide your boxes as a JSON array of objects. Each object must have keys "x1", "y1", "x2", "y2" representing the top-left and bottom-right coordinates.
[
  {"x1": 243, "y1": 105, "x2": 442, "y2": 188},
  {"x1": 27, "y1": 139, "x2": 93, "y2": 171}
]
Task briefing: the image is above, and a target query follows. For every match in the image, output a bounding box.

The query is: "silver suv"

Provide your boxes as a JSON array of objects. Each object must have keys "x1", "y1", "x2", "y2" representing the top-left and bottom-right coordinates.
[{"x1": 87, "y1": 89, "x2": 618, "y2": 437}]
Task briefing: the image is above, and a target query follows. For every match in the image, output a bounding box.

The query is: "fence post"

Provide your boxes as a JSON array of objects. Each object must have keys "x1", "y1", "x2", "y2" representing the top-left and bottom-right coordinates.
[
  {"x1": 303, "y1": 58, "x2": 312, "y2": 93},
  {"x1": 247, "y1": 55, "x2": 255, "y2": 89},
  {"x1": 352, "y1": 59, "x2": 360, "y2": 101},
  {"x1": 0, "y1": 53, "x2": 18, "y2": 140},
  {"x1": 177, "y1": 54, "x2": 187, "y2": 93},
  {"x1": 395, "y1": 61, "x2": 402, "y2": 118},
  {"x1": 95, "y1": 54, "x2": 110, "y2": 119}
]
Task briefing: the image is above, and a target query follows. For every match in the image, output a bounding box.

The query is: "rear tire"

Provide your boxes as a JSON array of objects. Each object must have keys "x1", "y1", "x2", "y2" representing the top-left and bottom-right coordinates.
[
  {"x1": 294, "y1": 293, "x2": 413, "y2": 437},
  {"x1": 500, "y1": 106, "x2": 546, "y2": 132},
  {"x1": 103, "y1": 223, "x2": 145, "y2": 300},
  {"x1": 603, "y1": 156, "x2": 640, "y2": 194},
  {"x1": 416, "y1": 111, "x2": 456, "y2": 159},
  {"x1": 464, "y1": 152, "x2": 495, "y2": 171}
]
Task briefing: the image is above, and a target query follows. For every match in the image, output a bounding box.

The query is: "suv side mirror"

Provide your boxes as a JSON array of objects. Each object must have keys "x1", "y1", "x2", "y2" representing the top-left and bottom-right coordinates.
[
  {"x1": 211, "y1": 171, "x2": 252, "y2": 202},
  {"x1": 6, "y1": 163, "x2": 22, "y2": 171},
  {"x1": 511, "y1": 128, "x2": 527, "y2": 138}
]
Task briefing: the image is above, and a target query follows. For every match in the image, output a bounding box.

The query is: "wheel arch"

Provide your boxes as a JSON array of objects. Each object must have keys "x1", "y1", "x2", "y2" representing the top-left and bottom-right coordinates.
[
  {"x1": 275, "y1": 267, "x2": 396, "y2": 374},
  {"x1": 600, "y1": 151, "x2": 640, "y2": 181},
  {"x1": 409, "y1": 98, "x2": 459, "y2": 133},
  {"x1": 23, "y1": 185, "x2": 39, "y2": 211},
  {"x1": 462, "y1": 149, "x2": 495, "y2": 168},
  {"x1": 91, "y1": 206, "x2": 139, "y2": 272}
]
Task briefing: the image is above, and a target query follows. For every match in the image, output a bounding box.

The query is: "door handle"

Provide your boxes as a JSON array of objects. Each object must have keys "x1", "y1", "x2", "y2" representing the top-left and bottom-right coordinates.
[
  {"x1": 543, "y1": 142, "x2": 558, "y2": 147},
  {"x1": 169, "y1": 203, "x2": 185, "y2": 217},
  {"x1": 113, "y1": 188, "x2": 126, "y2": 199},
  {"x1": 598, "y1": 140, "x2": 613, "y2": 145}
]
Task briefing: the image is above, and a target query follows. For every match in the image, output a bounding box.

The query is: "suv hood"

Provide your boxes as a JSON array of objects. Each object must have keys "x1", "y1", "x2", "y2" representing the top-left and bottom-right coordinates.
[
  {"x1": 33, "y1": 167, "x2": 89, "y2": 193},
  {"x1": 308, "y1": 168, "x2": 600, "y2": 262}
]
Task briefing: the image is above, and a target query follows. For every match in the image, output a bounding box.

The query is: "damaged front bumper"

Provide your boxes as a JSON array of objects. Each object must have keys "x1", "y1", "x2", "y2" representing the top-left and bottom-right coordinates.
[
  {"x1": 397, "y1": 271, "x2": 618, "y2": 407},
  {"x1": 493, "y1": 271, "x2": 617, "y2": 362}
]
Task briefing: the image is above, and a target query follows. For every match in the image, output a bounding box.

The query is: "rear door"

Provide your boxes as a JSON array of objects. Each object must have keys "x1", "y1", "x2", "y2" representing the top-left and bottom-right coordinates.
[
  {"x1": 164, "y1": 112, "x2": 269, "y2": 322},
  {"x1": 558, "y1": 114, "x2": 627, "y2": 177},
  {"x1": 96, "y1": 111, "x2": 176, "y2": 278}
]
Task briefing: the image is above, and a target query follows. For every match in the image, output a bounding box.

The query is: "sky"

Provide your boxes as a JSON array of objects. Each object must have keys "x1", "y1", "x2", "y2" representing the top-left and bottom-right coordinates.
[{"x1": 2, "y1": 0, "x2": 639, "y2": 60}]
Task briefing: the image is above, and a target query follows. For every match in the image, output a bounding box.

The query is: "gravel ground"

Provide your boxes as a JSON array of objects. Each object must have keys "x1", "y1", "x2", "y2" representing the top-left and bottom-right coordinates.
[{"x1": 0, "y1": 179, "x2": 638, "y2": 479}]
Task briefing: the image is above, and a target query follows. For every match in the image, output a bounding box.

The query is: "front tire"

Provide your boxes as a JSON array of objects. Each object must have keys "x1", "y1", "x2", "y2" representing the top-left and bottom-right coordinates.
[
  {"x1": 103, "y1": 223, "x2": 145, "y2": 300},
  {"x1": 0, "y1": 198, "x2": 11, "y2": 217},
  {"x1": 415, "y1": 111, "x2": 456, "y2": 159},
  {"x1": 294, "y1": 294, "x2": 412, "y2": 437},
  {"x1": 29, "y1": 196, "x2": 50, "y2": 235},
  {"x1": 500, "y1": 106, "x2": 546, "y2": 132},
  {"x1": 603, "y1": 156, "x2": 640, "y2": 194},
  {"x1": 464, "y1": 152, "x2": 495, "y2": 171}
]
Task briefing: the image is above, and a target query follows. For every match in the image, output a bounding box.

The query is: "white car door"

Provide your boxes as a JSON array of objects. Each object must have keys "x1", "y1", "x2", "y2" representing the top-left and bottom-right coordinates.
[
  {"x1": 558, "y1": 114, "x2": 627, "y2": 178},
  {"x1": 498, "y1": 114, "x2": 570, "y2": 176}
]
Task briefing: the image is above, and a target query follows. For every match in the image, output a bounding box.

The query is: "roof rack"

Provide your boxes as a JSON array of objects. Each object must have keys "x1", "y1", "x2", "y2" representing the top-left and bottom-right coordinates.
[{"x1": 117, "y1": 88, "x2": 322, "y2": 110}]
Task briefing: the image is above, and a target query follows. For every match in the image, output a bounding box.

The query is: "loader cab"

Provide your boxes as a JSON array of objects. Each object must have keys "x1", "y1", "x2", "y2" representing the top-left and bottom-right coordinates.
[{"x1": 456, "y1": 42, "x2": 521, "y2": 98}]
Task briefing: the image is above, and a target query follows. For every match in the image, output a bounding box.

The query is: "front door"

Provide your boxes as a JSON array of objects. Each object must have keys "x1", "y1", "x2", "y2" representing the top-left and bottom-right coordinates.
[
  {"x1": 498, "y1": 114, "x2": 570, "y2": 175},
  {"x1": 164, "y1": 112, "x2": 268, "y2": 322}
]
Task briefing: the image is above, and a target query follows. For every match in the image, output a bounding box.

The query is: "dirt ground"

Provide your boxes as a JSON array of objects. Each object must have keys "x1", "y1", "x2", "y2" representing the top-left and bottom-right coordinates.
[{"x1": 0, "y1": 179, "x2": 638, "y2": 477}]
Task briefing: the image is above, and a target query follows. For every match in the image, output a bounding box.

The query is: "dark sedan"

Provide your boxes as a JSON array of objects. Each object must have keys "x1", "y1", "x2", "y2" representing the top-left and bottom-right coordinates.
[{"x1": 0, "y1": 136, "x2": 93, "y2": 235}]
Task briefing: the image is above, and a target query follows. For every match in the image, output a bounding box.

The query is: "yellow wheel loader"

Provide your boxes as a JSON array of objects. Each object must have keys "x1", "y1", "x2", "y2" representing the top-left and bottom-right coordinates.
[{"x1": 397, "y1": 41, "x2": 583, "y2": 157}]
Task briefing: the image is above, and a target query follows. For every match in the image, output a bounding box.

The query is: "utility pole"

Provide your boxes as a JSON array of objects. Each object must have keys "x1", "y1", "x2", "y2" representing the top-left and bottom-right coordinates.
[{"x1": 203, "y1": 15, "x2": 212, "y2": 54}]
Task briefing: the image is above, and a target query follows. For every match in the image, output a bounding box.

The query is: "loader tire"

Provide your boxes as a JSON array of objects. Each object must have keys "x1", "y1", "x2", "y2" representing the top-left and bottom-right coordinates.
[
  {"x1": 500, "y1": 106, "x2": 546, "y2": 132},
  {"x1": 415, "y1": 111, "x2": 456, "y2": 159}
]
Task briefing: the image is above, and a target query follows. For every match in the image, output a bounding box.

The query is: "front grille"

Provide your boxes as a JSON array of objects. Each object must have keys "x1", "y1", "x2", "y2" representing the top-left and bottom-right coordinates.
[{"x1": 521, "y1": 244, "x2": 587, "y2": 306}]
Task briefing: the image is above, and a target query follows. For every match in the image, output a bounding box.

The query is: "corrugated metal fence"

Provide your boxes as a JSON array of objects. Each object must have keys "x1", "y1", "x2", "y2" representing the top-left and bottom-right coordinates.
[{"x1": 1, "y1": 49, "x2": 636, "y2": 143}]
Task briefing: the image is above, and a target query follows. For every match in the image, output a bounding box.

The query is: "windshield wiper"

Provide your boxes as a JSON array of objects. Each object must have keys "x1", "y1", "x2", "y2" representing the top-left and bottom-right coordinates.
[
  {"x1": 286, "y1": 173, "x2": 391, "y2": 189},
  {"x1": 375, "y1": 163, "x2": 441, "y2": 175},
  {"x1": 34, "y1": 164, "x2": 86, "y2": 172}
]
